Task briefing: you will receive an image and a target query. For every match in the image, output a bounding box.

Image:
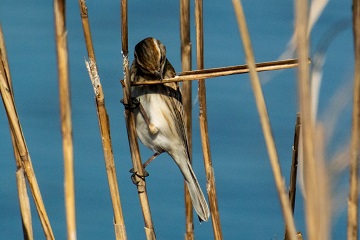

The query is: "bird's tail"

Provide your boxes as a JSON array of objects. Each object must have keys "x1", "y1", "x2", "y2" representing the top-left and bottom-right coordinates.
[{"x1": 173, "y1": 153, "x2": 210, "y2": 222}]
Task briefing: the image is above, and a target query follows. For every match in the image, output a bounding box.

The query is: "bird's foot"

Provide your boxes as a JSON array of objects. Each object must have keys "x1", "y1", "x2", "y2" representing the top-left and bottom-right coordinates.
[
  {"x1": 120, "y1": 97, "x2": 140, "y2": 110},
  {"x1": 129, "y1": 168, "x2": 149, "y2": 185}
]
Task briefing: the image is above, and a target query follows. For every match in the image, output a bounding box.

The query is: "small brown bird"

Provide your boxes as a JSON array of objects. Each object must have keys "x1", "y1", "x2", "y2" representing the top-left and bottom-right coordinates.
[{"x1": 130, "y1": 37, "x2": 210, "y2": 222}]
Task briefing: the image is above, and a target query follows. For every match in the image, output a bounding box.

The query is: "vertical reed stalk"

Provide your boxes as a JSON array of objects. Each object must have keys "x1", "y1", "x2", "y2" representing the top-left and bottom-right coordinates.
[
  {"x1": 78, "y1": 1, "x2": 127, "y2": 239},
  {"x1": 54, "y1": 1, "x2": 76, "y2": 239},
  {"x1": 347, "y1": 0, "x2": 360, "y2": 239},
  {"x1": 0, "y1": 26, "x2": 54, "y2": 240},
  {"x1": 180, "y1": 0, "x2": 194, "y2": 239},
  {"x1": 285, "y1": 114, "x2": 301, "y2": 240},
  {"x1": 121, "y1": 0, "x2": 156, "y2": 239},
  {"x1": 195, "y1": 1, "x2": 223, "y2": 239},
  {"x1": 295, "y1": 0, "x2": 320, "y2": 239},
  {"x1": 232, "y1": 1, "x2": 297, "y2": 239}
]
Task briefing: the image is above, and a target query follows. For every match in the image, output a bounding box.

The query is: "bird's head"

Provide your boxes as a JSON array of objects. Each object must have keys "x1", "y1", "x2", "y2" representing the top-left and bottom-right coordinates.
[{"x1": 134, "y1": 37, "x2": 166, "y2": 80}]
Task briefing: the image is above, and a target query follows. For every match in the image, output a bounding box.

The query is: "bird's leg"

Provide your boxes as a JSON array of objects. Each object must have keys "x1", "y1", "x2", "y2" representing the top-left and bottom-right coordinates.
[
  {"x1": 143, "y1": 151, "x2": 164, "y2": 168},
  {"x1": 129, "y1": 151, "x2": 164, "y2": 185}
]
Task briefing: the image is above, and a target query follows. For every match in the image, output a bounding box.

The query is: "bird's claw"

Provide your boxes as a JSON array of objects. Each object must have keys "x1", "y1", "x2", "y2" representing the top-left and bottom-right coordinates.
[
  {"x1": 129, "y1": 168, "x2": 149, "y2": 185},
  {"x1": 120, "y1": 97, "x2": 140, "y2": 110}
]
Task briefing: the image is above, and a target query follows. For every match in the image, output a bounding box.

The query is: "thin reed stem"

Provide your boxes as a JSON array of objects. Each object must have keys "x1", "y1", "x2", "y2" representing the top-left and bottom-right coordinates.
[
  {"x1": 289, "y1": 114, "x2": 301, "y2": 213},
  {"x1": 180, "y1": 0, "x2": 194, "y2": 239},
  {"x1": 54, "y1": 0, "x2": 76, "y2": 239},
  {"x1": 121, "y1": 0, "x2": 156, "y2": 239},
  {"x1": 78, "y1": 1, "x2": 127, "y2": 239},
  {"x1": 195, "y1": 0, "x2": 223, "y2": 239},
  {"x1": 16, "y1": 168, "x2": 34, "y2": 240},
  {"x1": 285, "y1": 113, "x2": 301, "y2": 240},
  {"x1": 232, "y1": 1, "x2": 297, "y2": 240},
  {"x1": 0, "y1": 26, "x2": 12, "y2": 89},
  {"x1": 130, "y1": 58, "x2": 304, "y2": 86},
  {"x1": 0, "y1": 26, "x2": 54, "y2": 240},
  {"x1": 121, "y1": 84, "x2": 156, "y2": 240},
  {"x1": 347, "y1": 0, "x2": 360, "y2": 239}
]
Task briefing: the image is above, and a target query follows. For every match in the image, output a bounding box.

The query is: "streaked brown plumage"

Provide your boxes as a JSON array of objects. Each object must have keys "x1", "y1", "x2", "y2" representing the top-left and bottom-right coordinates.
[{"x1": 130, "y1": 37, "x2": 210, "y2": 222}]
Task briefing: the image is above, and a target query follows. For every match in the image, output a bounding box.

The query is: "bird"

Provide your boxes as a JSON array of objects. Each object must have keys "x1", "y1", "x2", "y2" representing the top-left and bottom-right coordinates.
[{"x1": 129, "y1": 37, "x2": 210, "y2": 222}]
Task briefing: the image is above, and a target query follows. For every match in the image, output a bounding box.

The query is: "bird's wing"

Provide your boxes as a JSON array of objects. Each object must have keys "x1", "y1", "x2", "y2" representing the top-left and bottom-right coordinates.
[{"x1": 163, "y1": 59, "x2": 191, "y2": 160}]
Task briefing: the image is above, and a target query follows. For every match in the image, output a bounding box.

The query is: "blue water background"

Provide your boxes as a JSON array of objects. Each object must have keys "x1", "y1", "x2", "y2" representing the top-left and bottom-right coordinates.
[{"x1": 0, "y1": 1, "x2": 354, "y2": 239}]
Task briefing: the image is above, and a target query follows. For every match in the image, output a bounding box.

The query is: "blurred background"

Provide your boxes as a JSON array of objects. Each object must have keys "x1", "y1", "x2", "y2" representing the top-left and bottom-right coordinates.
[{"x1": 0, "y1": 1, "x2": 354, "y2": 239}]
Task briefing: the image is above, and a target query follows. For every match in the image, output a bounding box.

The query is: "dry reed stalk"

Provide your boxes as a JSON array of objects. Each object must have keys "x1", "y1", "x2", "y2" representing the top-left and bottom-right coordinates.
[
  {"x1": 289, "y1": 114, "x2": 301, "y2": 213},
  {"x1": 16, "y1": 168, "x2": 34, "y2": 240},
  {"x1": 131, "y1": 58, "x2": 303, "y2": 86},
  {"x1": 0, "y1": 26, "x2": 33, "y2": 239},
  {"x1": 0, "y1": 27, "x2": 54, "y2": 239},
  {"x1": 54, "y1": 0, "x2": 76, "y2": 239},
  {"x1": 180, "y1": 0, "x2": 194, "y2": 239},
  {"x1": 13, "y1": 132, "x2": 34, "y2": 240},
  {"x1": 232, "y1": 1, "x2": 297, "y2": 239},
  {"x1": 120, "y1": 83, "x2": 156, "y2": 240},
  {"x1": 315, "y1": 126, "x2": 331, "y2": 239},
  {"x1": 78, "y1": 1, "x2": 127, "y2": 239},
  {"x1": 0, "y1": 74, "x2": 52, "y2": 239},
  {"x1": 121, "y1": 0, "x2": 156, "y2": 239},
  {"x1": 0, "y1": 26, "x2": 20, "y2": 178},
  {"x1": 347, "y1": 0, "x2": 360, "y2": 239},
  {"x1": 295, "y1": 0, "x2": 320, "y2": 239},
  {"x1": 195, "y1": 0, "x2": 223, "y2": 239},
  {"x1": 121, "y1": 85, "x2": 157, "y2": 240},
  {"x1": 0, "y1": 26, "x2": 12, "y2": 89},
  {"x1": 285, "y1": 114, "x2": 301, "y2": 240}
]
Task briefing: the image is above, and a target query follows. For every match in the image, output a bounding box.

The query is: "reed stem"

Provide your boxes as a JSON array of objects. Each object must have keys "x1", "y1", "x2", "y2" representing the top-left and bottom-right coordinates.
[
  {"x1": 289, "y1": 114, "x2": 301, "y2": 213},
  {"x1": 195, "y1": 0, "x2": 223, "y2": 239},
  {"x1": 232, "y1": 1, "x2": 297, "y2": 239},
  {"x1": 180, "y1": 0, "x2": 194, "y2": 239},
  {"x1": 285, "y1": 113, "x2": 301, "y2": 240},
  {"x1": 121, "y1": 0, "x2": 156, "y2": 239},
  {"x1": 16, "y1": 168, "x2": 34, "y2": 240},
  {"x1": 0, "y1": 29, "x2": 54, "y2": 239},
  {"x1": 295, "y1": 0, "x2": 321, "y2": 239},
  {"x1": 131, "y1": 58, "x2": 304, "y2": 86},
  {"x1": 78, "y1": 1, "x2": 127, "y2": 239},
  {"x1": 0, "y1": 25, "x2": 34, "y2": 240},
  {"x1": 54, "y1": 0, "x2": 76, "y2": 239},
  {"x1": 347, "y1": 0, "x2": 360, "y2": 239}
]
